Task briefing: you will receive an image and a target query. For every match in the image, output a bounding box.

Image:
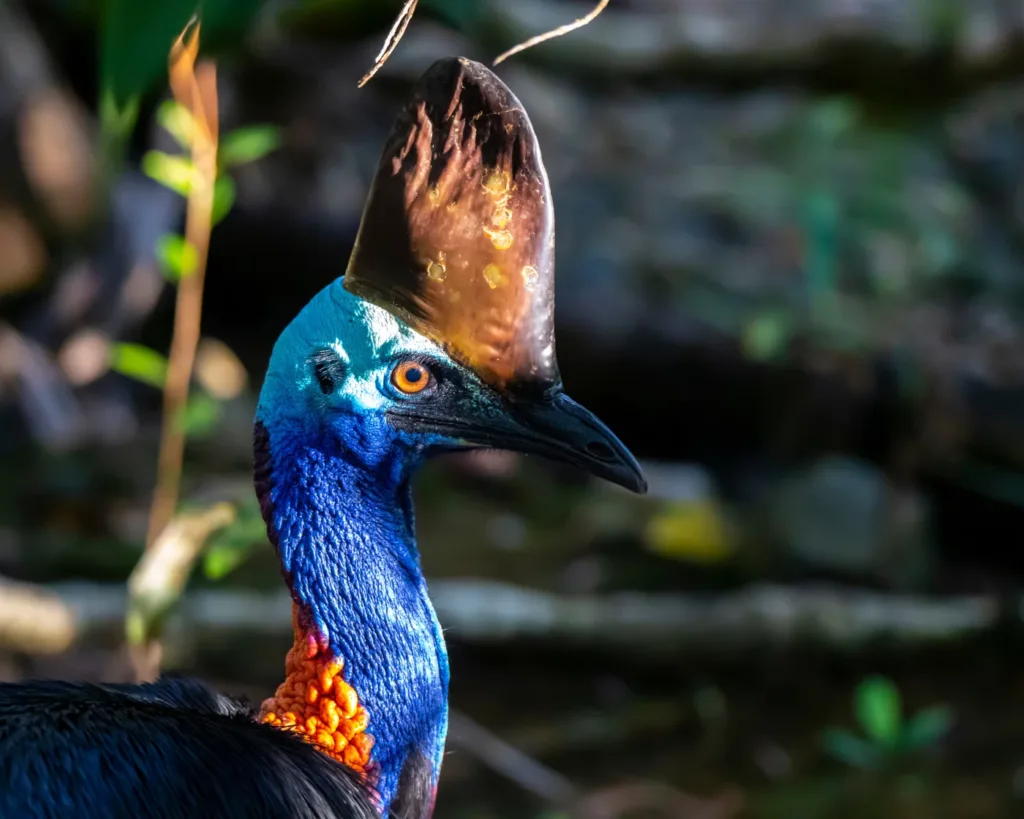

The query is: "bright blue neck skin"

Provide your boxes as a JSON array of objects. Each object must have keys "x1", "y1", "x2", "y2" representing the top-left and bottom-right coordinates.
[{"x1": 256, "y1": 281, "x2": 460, "y2": 813}]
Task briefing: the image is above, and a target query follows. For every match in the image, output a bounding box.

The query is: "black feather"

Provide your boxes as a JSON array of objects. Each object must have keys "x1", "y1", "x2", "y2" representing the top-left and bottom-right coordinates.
[
  {"x1": 390, "y1": 749, "x2": 436, "y2": 819},
  {"x1": 0, "y1": 678, "x2": 379, "y2": 819}
]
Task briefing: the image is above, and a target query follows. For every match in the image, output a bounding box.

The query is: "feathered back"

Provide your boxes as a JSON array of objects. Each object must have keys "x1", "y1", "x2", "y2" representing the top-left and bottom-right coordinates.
[{"x1": 0, "y1": 679, "x2": 378, "y2": 819}]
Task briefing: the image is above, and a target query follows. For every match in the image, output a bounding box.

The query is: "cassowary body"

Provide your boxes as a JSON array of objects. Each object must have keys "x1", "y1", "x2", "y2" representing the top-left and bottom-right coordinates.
[
  {"x1": 0, "y1": 679, "x2": 377, "y2": 819},
  {"x1": 0, "y1": 58, "x2": 645, "y2": 818}
]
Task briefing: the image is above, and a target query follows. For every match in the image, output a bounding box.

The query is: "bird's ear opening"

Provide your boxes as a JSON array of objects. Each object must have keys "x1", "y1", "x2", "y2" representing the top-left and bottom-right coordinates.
[{"x1": 343, "y1": 57, "x2": 559, "y2": 398}]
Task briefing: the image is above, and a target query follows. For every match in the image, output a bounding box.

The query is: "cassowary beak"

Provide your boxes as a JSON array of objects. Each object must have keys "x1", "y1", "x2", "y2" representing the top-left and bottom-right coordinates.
[
  {"x1": 495, "y1": 391, "x2": 648, "y2": 494},
  {"x1": 388, "y1": 383, "x2": 646, "y2": 493}
]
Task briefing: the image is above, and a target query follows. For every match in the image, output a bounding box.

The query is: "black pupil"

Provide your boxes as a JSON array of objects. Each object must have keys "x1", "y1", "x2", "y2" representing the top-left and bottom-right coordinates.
[{"x1": 405, "y1": 366, "x2": 423, "y2": 383}]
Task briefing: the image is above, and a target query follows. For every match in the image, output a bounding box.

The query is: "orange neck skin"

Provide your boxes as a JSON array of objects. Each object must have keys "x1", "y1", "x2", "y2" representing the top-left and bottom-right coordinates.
[{"x1": 260, "y1": 605, "x2": 375, "y2": 775}]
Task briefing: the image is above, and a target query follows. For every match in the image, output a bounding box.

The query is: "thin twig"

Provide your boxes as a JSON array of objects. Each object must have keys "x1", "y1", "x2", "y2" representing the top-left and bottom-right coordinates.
[
  {"x1": 358, "y1": 0, "x2": 419, "y2": 88},
  {"x1": 493, "y1": 0, "x2": 610, "y2": 65},
  {"x1": 448, "y1": 710, "x2": 577, "y2": 804}
]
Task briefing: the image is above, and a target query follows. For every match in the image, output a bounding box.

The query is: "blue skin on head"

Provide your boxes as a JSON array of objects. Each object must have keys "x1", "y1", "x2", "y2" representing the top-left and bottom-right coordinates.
[{"x1": 256, "y1": 280, "x2": 480, "y2": 812}]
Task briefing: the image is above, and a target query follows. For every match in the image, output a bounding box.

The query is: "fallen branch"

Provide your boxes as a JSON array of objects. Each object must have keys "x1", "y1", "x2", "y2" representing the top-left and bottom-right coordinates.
[
  {"x1": 0, "y1": 577, "x2": 76, "y2": 655},
  {"x1": 0, "y1": 580, "x2": 1003, "y2": 658}
]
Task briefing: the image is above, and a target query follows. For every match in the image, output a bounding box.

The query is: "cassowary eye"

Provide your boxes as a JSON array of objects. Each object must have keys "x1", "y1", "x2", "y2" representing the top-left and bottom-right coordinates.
[
  {"x1": 391, "y1": 360, "x2": 433, "y2": 395},
  {"x1": 311, "y1": 350, "x2": 345, "y2": 395}
]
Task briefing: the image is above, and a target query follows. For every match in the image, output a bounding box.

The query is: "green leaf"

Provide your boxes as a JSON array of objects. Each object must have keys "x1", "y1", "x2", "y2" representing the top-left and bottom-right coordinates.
[
  {"x1": 808, "y1": 98, "x2": 859, "y2": 141},
  {"x1": 155, "y1": 233, "x2": 198, "y2": 281},
  {"x1": 742, "y1": 312, "x2": 790, "y2": 361},
  {"x1": 177, "y1": 392, "x2": 222, "y2": 436},
  {"x1": 156, "y1": 100, "x2": 197, "y2": 149},
  {"x1": 211, "y1": 175, "x2": 237, "y2": 226},
  {"x1": 219, "y1": 125, "x2": 281, "y2": 168},
  {"x1": 822, "y1": 729, "x2": 881, "y2": 770},
  {"x1": 902, "y1": 706, "x2": 954, "y2": 751},
  {"x1": 203, "y1": 542, "x2": 249, "y2": 579},
  {"x1": 142, "y1": 150, "x2": 194, "y2": 197},
  {"x1": 110, "y1": 343, "x2": 168, "y2": 389},
  {"x1": 99, "y1": 89, "x2": 141, "y2": 143},
  {"x1": 202, "y1": 509, "x2": 267, "y2": 579},
  {"x1": 100, "y1": 0, "x2": 264, "y2": 106},
  {"x1": 856, "y1": 676, "x2": 902, "y2": 746}
]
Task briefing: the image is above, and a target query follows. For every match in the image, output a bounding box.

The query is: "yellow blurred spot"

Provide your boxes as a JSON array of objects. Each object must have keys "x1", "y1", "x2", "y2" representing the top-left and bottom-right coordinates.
[
  {"x1": 483, "y1": 263, "x2": 508, "y2": 289},
  {"x1": 428, "y1": 186, "x2": 440, "y2": 204},
  {"x1": 644, "y1": 500, "x2": 732, "y2": 565},
  {"x1": 195, "y1": 338, "x2": 247, "y2": 400}
]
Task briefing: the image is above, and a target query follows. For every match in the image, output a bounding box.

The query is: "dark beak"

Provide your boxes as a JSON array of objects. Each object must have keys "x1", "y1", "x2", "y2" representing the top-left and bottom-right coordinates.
[
  {"x1": 393, "y1": 387, "x2": 647, "y2": 494},
  {"x1": 497, "y1": 391, "x2": 647, "y2": 493}
]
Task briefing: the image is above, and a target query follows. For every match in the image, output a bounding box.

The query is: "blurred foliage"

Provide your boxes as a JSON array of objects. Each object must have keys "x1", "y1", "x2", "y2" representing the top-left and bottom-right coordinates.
[
  {"x1": 823, "y1": 676, "x2": 953, "y2": 771},
  {"x1": 110, "y1": 342, "x2": 168, "y2": 389},
  {"x1": 98, "y1": 0, "x2": 264, "y2": 104},
  {"x1": 688, "y1": 97, "x2": 970, "y2": 356},
  {"x1": 202, "y1": 496, "x2": 267, "y2": 580}
]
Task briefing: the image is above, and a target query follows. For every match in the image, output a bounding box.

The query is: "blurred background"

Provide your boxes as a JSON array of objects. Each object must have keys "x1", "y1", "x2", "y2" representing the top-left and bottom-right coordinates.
[{"x1": 1, "y1": 0, "x2": 1024, "y2": 816}]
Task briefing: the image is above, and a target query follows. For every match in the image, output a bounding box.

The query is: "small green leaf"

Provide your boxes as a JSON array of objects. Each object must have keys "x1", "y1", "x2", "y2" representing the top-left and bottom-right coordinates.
[
  {"x1": 156, "y1": 100, "x2": 196, "y2": 149},
  {"x1": 202, "y1": 510, "x2": 267, "y2": 579},
  {"x1": 822, "y1": 729, "x2": 881, "y2": 770},
  {"x1": 211, "y1": 176, "x2": 237, "y2": 226},
  {"x1": 219, "y1": 125, "x2": 281, "y2": 168},
  {"x1": 902, "y1": 706, "x2": 953, "y2": 751},
  {"x1": 110, "y1": 343, "x2": 168, "y2": 389},
  {"x1": 177, "y1": 393, "x2": 222, "y2": 437},
  {"x1": 142, "y1": 150, "x2": 194, "y2": 197},
  {"x1": 203, "y1": 541, "x2": 251, "y2": 579},
  {"x1": 856, "y1": 676, "x2": 902, "y2": 746},
  {"x1": 742, "y1": 312, "x2": 790, "y2": 361},
  {"x1": 99, "y1": 89, "x2": 141, "y2": 143},
  {"x1": 155, "y1": 233, "x2": 198, "y2": 281},
  {"x1": 807, "y1": 98, "x2": 859, "y2": 141}
]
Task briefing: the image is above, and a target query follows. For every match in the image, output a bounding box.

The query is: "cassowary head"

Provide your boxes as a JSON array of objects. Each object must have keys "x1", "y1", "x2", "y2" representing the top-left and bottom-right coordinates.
[{"x1": 258, "y1": 57, "x2": 645, "y2": 494}]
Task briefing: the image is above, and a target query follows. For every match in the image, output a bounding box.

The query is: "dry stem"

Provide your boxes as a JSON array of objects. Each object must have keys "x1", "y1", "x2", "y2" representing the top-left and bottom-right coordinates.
[
  {"x1": 358, "y1": 0, "x2": 419, "y2": 87},
  {"x1": 494, "y1": 0, "x2": 610, "y2": 65},
  {"x1": 143, "y1": 21, "x2": 218, "y2": 550}
]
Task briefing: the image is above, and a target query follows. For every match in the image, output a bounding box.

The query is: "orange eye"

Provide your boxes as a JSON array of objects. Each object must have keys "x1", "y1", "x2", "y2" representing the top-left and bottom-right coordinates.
[{"x1": 391, "y1": 360, "x2": 432, "y2": 395}]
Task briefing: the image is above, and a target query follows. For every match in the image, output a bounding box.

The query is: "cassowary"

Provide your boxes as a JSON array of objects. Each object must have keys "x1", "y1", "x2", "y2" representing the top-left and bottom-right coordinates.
[{"x1": 0, "y1": 57, "x2": 646, "y2": 818}]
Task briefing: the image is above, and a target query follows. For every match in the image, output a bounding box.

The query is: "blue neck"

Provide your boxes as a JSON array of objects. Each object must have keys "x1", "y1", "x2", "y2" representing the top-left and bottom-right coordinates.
[{"x1": 256, "y1": 416, "x2": 449, "y2": 813}]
